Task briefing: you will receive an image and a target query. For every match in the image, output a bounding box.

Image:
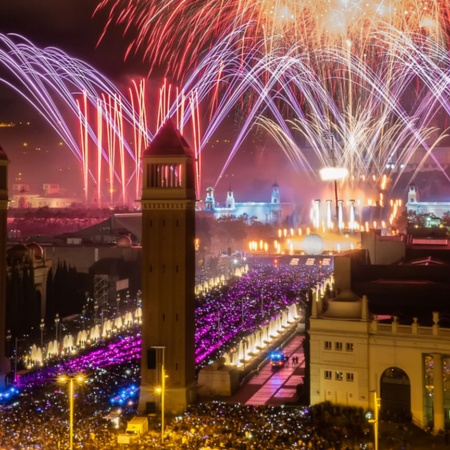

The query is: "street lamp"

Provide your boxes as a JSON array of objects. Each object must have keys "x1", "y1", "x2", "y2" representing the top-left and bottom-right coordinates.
[
  {"x1": 5, "y1": 329, "x2": 12, "y2": 358},
  {"x1": 55, "y1": 313, "x2": 60, "y2": 349},
  {"x1": 58, "y1": 374, "x2": 85, "y2": 450},
  {"x1": 116, "y1": 293, "x2": 120, "y2": 316},
  {"x1": 40, "y1": 318, "x2": 45, "y2": 348},
  {"x1": 151, "y1": 346, "x2": 167, "y2": 443},
  {"x1": 13, "y1": 336, "x2": 25, "y2": 384},
  {"x1": 367, "y1": 390, "x2": 381, "y2": 450}
]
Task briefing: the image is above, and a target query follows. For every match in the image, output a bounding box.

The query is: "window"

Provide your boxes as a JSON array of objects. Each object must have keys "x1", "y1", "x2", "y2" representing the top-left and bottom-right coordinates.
[
  {"x1": 149, "y1": 163, "x2": 183, "y2": 188},
  {"x1": 335, "y1": 371, "x2": 343, "y2": 381},
  {"x1": 335, "y1": 342, "x2": 343, "y2": 351},
  {"x1": 346, "y1": 373, "x2": 354, "y2": 382},
  {"x1": 324, "y1": 341, "x2": 332, "y2": 350},
  {"x1": 324, "y1": 370, "x2": 332, "y2": 380},
  {"x1": 346, "y1": 342, "x2": 354, "y2": 352}
]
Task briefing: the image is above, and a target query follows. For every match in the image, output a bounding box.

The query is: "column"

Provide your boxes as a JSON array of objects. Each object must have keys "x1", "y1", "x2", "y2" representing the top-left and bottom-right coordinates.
[{"x1": 433, "y1": 353, "x2": 445, "y2": 433}]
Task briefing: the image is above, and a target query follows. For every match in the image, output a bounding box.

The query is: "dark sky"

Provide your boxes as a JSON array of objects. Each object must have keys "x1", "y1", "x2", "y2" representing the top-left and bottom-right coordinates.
[{"x1": 0, "y1": 1, "x2": 146, "y2": 79}]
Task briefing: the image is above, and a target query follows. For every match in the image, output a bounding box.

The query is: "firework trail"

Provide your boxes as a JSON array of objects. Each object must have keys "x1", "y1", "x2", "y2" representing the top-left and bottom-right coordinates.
[
  {"x1": 95, "y1": 0, "x2": 449, "y2": 78},
  {"x1": 95, "y1": 0, "x2": 450, "y2": 197},
  {"x1": 3, "y1": 24, "x2": 450, "y2": 205}
]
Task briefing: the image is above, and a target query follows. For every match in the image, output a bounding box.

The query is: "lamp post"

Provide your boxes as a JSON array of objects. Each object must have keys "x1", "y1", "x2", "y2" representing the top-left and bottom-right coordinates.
[
  {"x1": 13, "y1": 336, "x2": 25, "y2": 384},
  {"x1": 40, "y1": 318, "x2": 45, "y2": 349},
  {"x1": 55, "y1": 313, "x2": 60, "y2": 349},
  {"x1": 367, "y1": 390, "x2": 381, "y2": 450},
  {"x1": 152, "y1": 346, "x2": 166, "y2": 443},
  {"x1": 58, "y1": 374, "x2": 85, "y2": 450},
  {"x1": 5, "y1": 329, "x2": 11, "y2": 358}
]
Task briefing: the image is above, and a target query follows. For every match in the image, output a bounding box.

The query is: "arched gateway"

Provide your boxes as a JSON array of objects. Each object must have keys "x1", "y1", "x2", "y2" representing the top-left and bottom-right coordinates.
[{"x1": 380, "y1": 367, "x2": 411, "y2": 421}]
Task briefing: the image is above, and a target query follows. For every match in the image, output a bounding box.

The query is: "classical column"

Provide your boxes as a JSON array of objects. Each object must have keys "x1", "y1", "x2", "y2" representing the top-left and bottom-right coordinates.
[{"x1": 433, "y1": 353, "x2": 445, "y2": 433}]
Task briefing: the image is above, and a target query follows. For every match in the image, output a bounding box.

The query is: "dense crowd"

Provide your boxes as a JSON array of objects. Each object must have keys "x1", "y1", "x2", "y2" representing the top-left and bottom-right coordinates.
[
  {"x1": 0, "y1": 365, "x2": 373, "y2": 450},
  {"x1": 195, "y1": 263, "x2": 333, "y2": 365},
  {"x1": 0, "y1": 262, "x2": 337, "y2": 449}
]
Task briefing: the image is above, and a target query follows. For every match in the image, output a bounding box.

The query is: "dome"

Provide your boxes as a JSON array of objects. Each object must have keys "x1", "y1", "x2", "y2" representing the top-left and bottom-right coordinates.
[
  {"x1": 116, "y1": 235, "x2": 132, "y2": 248},
  {"x1": 27, "y1": 242, "x2": 44, "y2": 260},
  {"x1": 6, "y1": 244, "x2": 29, "y2": 265},
  {"x1": 301, "y1": 234, "x2": 324, "y2": 255}
]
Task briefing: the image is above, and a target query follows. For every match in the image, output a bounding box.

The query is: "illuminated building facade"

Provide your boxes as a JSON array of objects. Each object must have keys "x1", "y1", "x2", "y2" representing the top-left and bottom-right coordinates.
[
  {"x1": 204, "y1": 182, "x2": 294, "y2": 225},
  {"x1": 406, "y1": 183, "x2": 450, "y2": 219},
  {"x1": 309, "y1": 240, "x2": 450, "y2": 431},
  {"x1": 309, "y1": 296, "x2": 449, "y2": 431}
]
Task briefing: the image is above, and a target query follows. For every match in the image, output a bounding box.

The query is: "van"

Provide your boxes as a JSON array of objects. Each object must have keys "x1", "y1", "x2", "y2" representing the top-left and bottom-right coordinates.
[{"x1": 126, "y1": 416, "x2": 148, "y2": 435}]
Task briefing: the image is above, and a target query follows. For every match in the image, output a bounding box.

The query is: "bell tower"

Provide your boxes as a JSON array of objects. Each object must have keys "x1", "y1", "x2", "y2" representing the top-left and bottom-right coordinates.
[
  {"x1": 271, "y1": 181, "x2": 280, "y2": 204},
  {"x1": 226, "y1": 185, "x2": 235, "y2": 210},
  {"x1": 408, "y1": 184, "x2": 418, "y2": 204},
  {"x1": 139, "y1": 120, "x2": 197, "y2": 414},
  {"x1": 0, "y1": 147, "x2": 9, "y2": 374}
]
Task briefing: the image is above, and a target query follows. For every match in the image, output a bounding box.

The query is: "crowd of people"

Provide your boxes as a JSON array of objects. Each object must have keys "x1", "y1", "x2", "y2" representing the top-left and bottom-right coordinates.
[
  {"x1": 0, "y1": 261, "x2": 339, "y2": 449},
  {"x1": 0, "y1": 368, "x2": 373, "y2": 450},
  {"x1": 195, "y1": 262, "x2": 333, "y2": 365}
]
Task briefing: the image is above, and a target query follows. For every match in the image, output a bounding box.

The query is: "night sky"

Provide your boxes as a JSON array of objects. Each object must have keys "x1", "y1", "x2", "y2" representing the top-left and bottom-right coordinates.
[{"x1": 0, "y1": 1, "x2": 319, "y2": 205}]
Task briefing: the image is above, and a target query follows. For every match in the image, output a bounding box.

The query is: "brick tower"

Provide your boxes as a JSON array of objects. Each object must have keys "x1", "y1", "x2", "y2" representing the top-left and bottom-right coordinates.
[
  {"x1": 139, "y1": 120, "x2": 196, "y2": 414},
  {"x1": 0, "y1": 147, "x2": 9, "y2": 374}
]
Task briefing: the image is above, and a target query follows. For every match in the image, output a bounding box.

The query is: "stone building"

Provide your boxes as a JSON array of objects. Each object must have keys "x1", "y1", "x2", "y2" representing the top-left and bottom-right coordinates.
[{"x1": 309, "y1": 231, "x2": 450, "y2": 431}]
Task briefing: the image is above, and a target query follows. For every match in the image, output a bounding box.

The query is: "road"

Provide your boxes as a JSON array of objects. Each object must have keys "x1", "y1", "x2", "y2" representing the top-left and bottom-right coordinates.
[{"x1": 228, "y1": 333, "x2": 305, "y2": 406}]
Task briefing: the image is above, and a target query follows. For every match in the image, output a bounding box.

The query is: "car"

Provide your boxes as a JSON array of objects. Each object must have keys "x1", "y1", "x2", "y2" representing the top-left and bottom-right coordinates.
[{"x1": 269, "y1": 351, "x2": 285, "y2": 369}]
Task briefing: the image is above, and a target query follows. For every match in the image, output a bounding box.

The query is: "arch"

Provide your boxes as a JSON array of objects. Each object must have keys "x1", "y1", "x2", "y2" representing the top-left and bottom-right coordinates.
[{"x1": 380, "y1": 367, "x2": 411, "y2": 422}]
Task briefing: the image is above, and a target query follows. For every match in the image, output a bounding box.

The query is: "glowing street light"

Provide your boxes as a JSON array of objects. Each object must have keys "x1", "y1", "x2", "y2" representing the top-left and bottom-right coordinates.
[
  {"x1": 40, "y1": 319, "x2": 45, "y2": 349},
  {"x1": 58, "y1": 374, "x2": 85, "y2": 450},
  {"x1": 366, "y1": 390, "x2": 381, "y2": 450},
  {"x1": 55, "y1": 313, "x2": 60, "y2": 349}
]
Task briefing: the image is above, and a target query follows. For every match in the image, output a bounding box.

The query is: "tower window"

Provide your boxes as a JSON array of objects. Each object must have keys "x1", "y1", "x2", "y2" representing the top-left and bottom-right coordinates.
[{"x1": 148, "y1": 163, "x2": 183, "y2": 188}]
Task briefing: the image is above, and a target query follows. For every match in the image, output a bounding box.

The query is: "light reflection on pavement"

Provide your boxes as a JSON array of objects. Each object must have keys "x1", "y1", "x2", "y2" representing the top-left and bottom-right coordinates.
[{"x1": 245, "y1": 333, "x2": 305, "y2": 406}]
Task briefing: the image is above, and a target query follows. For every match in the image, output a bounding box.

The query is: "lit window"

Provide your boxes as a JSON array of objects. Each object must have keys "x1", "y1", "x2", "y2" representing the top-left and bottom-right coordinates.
[
  {"x1": 346, "y1": 373, "x2": 354, "y2": 382},
  {"x1": 335, "y1": 342, "x2": 343, "y2": 351},
  {"x1": 335, "y1": 371, "x2": 343, "y2": 381},
  {"x1": 346, "y1": 343, "x2": 354, "y2": 352}
]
